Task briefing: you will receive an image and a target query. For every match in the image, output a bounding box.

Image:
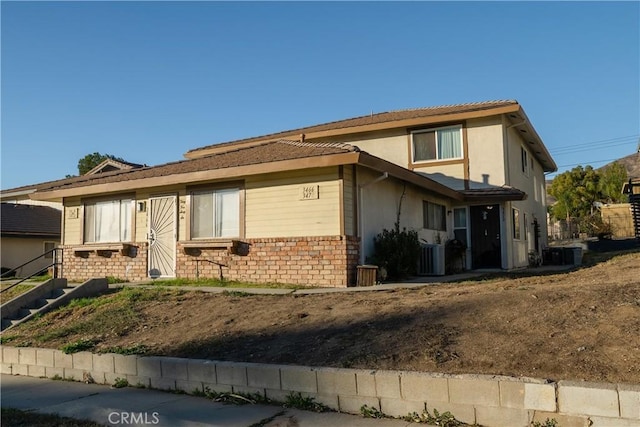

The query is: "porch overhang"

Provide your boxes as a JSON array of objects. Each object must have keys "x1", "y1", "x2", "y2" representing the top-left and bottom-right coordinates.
[{"x1": 460, "y1": 187, "x2": 527, "y2": 203}]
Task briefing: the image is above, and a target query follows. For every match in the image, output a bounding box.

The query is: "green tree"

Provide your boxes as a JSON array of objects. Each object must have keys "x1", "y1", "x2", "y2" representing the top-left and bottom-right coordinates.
[
  {"x1": 77, "y1": 152, "x2": 125, "y2": 175},
  {"x1": 548, "y1": 166, "x2": 600, "y2": 221},
  {"x1": 599, "y1": 162, "x2": 628, "y2": 204}
]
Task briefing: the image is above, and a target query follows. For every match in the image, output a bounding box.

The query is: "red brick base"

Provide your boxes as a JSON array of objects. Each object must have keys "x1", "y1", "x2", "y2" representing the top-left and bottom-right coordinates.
[
  {"x1": 62, "y1": 244, "x2": 148, "y2": 283},
  {"x1": 62, "y1": 236, "x2": 360, "y2": 287},
  {"x1": 176, "y1": 236, "x2": 360, "y2": 287}
]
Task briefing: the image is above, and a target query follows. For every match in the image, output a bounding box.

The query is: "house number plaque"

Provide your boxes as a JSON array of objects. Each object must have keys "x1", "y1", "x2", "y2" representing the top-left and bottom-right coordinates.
[{"x1": 300, "y1": 185, "x2": 319, "y2": 200}]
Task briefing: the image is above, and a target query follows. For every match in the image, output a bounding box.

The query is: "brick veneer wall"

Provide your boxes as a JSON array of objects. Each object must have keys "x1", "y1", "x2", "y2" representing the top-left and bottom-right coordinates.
[
  {"x1": 3, "y1": 346, "x2": 639, "y2": 427},
  {"x1": 63, "y1": 236, "x2": 360, "y2": 287},
  {"x1": 176, "y1": 236, "x2": 360, "y2": 288},
  {"x1": 62, "y1": 245, "x2": 148, "y2": 283}
]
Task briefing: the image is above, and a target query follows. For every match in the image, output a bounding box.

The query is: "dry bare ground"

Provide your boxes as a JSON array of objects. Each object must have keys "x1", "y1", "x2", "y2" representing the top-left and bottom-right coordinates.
[{"x1": 5, "y1": 251, "x2": 640, "y2": 384}]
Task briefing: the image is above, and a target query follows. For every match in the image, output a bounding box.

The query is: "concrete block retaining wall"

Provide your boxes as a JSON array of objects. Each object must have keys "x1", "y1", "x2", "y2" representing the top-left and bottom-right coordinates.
[{"x1": 2, "y1": 346, "x2": 639, "y2": 427}]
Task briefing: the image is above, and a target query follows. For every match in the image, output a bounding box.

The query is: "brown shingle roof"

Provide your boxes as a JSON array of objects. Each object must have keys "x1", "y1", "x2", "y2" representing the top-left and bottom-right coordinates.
[
  {"x1": 1, "y1": 203, "x2": 61, "y2": 237},
  {"x1": 186, "y1": 100, "x2": 519, "y2": 157},
  {"x1": 36, "y1": 140, "x2": 358, "y2": 193}
]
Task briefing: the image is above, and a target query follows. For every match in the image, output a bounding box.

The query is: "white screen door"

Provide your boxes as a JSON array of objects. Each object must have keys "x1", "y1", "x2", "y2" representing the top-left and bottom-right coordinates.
[{"x1": 148, "y1": 196, "x2": 177, "y2": 278}]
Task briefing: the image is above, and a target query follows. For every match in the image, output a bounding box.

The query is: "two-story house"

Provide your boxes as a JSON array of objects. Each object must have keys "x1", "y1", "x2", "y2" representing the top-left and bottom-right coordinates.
[{"x1": 28, "y1": 100, "x2": 557, "y2": 286}]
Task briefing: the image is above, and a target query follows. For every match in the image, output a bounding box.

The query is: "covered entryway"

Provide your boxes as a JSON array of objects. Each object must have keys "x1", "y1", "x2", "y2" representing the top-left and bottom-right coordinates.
[
  {"x1": 148, "y1": 195, "x2": 177, "y2": 278},
  {"x1": 470, "y1": 204, "x2": 502, "y2": 269}
]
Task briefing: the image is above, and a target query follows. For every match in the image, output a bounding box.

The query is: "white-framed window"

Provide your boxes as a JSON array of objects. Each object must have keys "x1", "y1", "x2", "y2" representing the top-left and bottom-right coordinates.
[
  {"x1": 512, "y1": 208, "x2": 521, "y2": 240},
  {"x1": 412, "y1": 125, "x2": 463, "y2": 162},
  {"x1": 453, "y1": 207, "x2": 468, "y2": 247},
  {"x1": 191, "y1": 188, "x2": 240, "y2": 239},
  {"x1": 84, "y1": 198, "x2": 133, "y2": 243},
  {"x1": 523, "y1": 213, "x2": 528, "y2": 241},
  {"x1": 423, "y1": 201, "x2": 446, "y2": 231}
]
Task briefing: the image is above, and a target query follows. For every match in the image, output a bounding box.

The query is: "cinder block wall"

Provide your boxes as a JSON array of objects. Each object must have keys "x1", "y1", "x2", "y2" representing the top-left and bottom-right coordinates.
[
  {"x1": 176, "y1": 235, "x2": 360, "y2": 287},
  {"x1": 2, "y1": 346, "x2": 638, "y2": 427}
]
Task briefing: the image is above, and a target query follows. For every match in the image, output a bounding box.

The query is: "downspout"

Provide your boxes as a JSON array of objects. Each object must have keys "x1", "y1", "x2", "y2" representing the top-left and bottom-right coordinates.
[{"x1": 358, "y1": 172, "x2": 389, "y2": 265}]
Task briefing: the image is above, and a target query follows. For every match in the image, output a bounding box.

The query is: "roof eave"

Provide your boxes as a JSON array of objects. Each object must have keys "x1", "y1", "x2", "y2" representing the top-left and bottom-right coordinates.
[
  {"x1": 358, "y1": 152, "x2": 464, "y2": 201},
  {"x1": 510, "y1": 107, "x2": 558, "y2": 173},
  {"x1": 461, "y1": 192, "x2": 527, "y2": 203},
  {"x1": 30, "y1": 152, "x2": 362, "y2": 200},
  {"x1": 184, "y1": 104, "x2": 523, "y2": 159},
  {"x1": 31, "y1": 150, "x2": 464, "y2": 203}
]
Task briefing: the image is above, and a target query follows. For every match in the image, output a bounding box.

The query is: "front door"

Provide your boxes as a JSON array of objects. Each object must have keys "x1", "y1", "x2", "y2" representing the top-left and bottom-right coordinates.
[
  {"x1": 470, "y1": 204, "x2": 502, "y2": 269},
  {"x1": 148, "y1": 196, "x2": 177, "y2": 278}
]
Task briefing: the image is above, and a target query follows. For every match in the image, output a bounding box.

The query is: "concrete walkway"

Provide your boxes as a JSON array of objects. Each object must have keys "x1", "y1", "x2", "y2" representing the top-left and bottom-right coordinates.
[
  {"x1": 1, "y1": 374, "x2": 411, "y2": 427},
  {"x1": 111, "y1": 265, "x2": 574, "y2": 296}
]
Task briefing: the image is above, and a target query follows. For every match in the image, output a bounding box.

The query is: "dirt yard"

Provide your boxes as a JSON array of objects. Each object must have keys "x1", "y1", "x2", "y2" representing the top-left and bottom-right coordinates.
[{"x1": 5, "y1": 251, "x2": 640, "y2": 384}]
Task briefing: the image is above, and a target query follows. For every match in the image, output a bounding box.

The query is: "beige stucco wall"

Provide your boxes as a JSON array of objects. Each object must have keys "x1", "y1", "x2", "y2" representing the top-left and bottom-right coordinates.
[
  {"x1": 414, "y1": 164, "x2": 466, "y2": 190},
  {"x1": 0, "y1": 237, "x2": 58, "y2": 277},
  {"x1": 357, "y1": 167, "x2": 452, "y2": 263},
  {"x1": 307, "y1": 129, "x2": 410, "y2": 168},
  {"x1": 466, "y1": 116, "x2": 506, "y2": 188},
  {"x1": 503, "y1": 123, "x2": 551, "y2": 268}
]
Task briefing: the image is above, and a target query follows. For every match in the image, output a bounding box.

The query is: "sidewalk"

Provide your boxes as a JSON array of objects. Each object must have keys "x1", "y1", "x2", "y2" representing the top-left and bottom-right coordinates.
[
  {"x1": 1, "y1": 374, "x2": 411, "y2": 427},
  {"x1": 112, "y1": 265, "x2": 573, "y2": 296}
]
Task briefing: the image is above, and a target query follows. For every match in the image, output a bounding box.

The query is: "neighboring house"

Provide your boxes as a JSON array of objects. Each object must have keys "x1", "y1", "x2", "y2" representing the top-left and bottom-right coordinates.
[
  {"x1": 0, "y1": 158, "x2": 143, "y2": 209},
  {"x1": 0, "y1": 203, "x2": 61, "y2": 277},
  {"x1": 27, "y1": 100, "x2": 557, "y2": 287},
  {"x1": 623, "y1": 177, "x2": 640, "y2": 239}
]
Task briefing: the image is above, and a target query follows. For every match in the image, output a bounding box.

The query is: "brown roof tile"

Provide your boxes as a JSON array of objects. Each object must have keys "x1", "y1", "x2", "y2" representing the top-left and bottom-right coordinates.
[
  {"x1": 36, "y1": 140, "x2": 358, "y2": 192},
  {"x1": 460, "y1": 187, "x2": 526, "y2": 201},
  {"x1": 186, "y1": 100, "x2": 519, "y2": 156},
  {"x1": 1, "y1": 203, "x2": 61, "y2": 237}
]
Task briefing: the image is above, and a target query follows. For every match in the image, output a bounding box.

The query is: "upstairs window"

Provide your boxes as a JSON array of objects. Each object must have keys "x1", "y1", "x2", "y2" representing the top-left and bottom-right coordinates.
[
  {"x1": 423, "y1": 201, "x2": 446, "y2": 231},
  {"x1": 84, "y1": 198, "x2": 133, "y2": 243},
  {"x1": 521, "y1": 147, "x2": 530, "y2": 176},
  {"x1": 191, "y1": 188, "x2": 240, "y2": 239},
  {"x1": 412, "y1": 126, "x2": 463, "y2": 162}
]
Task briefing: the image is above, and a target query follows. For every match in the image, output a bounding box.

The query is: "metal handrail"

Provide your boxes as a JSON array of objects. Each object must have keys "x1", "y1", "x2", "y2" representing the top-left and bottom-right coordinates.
[
  {"x1": 195, "y1": 258, "x2": 227, "y2": 281},
  {"x1": 0, "y1": 248, "x2": 63, "y2": 294}
]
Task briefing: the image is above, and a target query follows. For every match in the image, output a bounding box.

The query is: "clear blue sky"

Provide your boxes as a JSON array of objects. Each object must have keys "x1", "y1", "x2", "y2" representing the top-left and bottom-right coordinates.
[{"x1": 2, "y1": 1, "x2": 638, "y2": 190}]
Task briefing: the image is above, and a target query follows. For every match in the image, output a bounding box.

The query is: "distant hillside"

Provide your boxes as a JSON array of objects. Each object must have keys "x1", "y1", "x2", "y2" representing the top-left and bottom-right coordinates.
[{"x1": 599, "y1": 151, "x2": 640, "y2": 178}]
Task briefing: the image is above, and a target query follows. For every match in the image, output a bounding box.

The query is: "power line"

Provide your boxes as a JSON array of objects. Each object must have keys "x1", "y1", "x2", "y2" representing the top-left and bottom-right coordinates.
[
  {"x1": 550, "y1": 135, "x2": 638, "y2": 154},
  {"x1": 545, "y1": 157, "x2": 626, "y2": 176},
  {"x1": 551, "y1": 140, "x2": 637, "y2": 156}
]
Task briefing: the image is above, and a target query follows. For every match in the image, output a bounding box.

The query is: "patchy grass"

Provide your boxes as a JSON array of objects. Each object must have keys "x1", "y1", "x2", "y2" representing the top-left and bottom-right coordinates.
[
  {"x1": 6, "y1": 287, "x2": 180, "y2": 350},
  {"x1": 28, "y1": 274, "x2": 53, "y2": 282},
  {"x1": 0, "y1": 408, "x2": 105, "y2": 427},
  {"x1": 0, "y1": 284, "x2": 35, "y2": 302},
  {"x1": 3, "y1": 251, "x2": 640, "y2": 384}
]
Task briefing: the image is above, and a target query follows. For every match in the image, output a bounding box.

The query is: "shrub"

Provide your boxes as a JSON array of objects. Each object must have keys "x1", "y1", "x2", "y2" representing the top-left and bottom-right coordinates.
[{"x1": 370, "y1": 227, "x2": 421, "y2": 280}]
